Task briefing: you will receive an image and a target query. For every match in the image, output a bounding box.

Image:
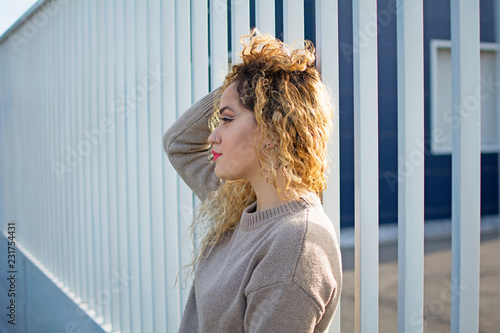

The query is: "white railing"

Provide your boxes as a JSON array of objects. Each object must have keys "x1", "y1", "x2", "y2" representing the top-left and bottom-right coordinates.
[
  {"x1": 0, "y1": 0, "x2": 483, "y2": 332},
  {"x1": 450, "y1": 1, "x2": 481, "y2": 332},
  {"x1": 352, "y1": 0, "x2": 380, "y2": 331},
  {"x1": 397, "y1": 0, "x2": 424, "y2": 332}
]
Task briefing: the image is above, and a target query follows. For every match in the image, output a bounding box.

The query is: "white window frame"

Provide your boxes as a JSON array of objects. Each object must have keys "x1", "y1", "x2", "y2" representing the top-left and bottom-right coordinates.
[{"x1": 430, "y1": 39, "x2": 500, "y2": 154}]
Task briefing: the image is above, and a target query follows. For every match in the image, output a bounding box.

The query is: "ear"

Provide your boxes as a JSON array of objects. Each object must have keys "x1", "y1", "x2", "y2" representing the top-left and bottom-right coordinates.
[
  {"x1": 261, "y1": 135, "x2": 276, "y2": 149},
  {"x1": 262, "y1": 141, "x2": 275, "y2": 149}
]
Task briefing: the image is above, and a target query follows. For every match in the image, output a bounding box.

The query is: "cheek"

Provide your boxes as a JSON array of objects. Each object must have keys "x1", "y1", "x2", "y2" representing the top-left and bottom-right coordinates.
[
  {"x1": 234, "y1": 130, "x2": 257, "y2": 161},
  {"x1": 220, "y1": 130, "x2": 258, "y2": 177}
]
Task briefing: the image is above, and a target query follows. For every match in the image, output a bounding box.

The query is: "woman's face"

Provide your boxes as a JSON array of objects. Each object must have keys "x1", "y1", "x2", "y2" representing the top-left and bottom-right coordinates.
[{"x1": 208, "y1": 82, "x2": 261, "y2": 181}]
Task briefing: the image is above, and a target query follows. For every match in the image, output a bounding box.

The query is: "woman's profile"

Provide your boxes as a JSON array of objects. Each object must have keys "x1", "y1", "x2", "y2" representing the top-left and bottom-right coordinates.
[{"x1": 163, "y1": 29, "x2": 342, "y2": 332}]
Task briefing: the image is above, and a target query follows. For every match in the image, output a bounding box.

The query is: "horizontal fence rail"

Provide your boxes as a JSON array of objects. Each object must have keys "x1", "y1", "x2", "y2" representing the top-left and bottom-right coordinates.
[{"x1": 0, "y1": 0, "x2": 486, "y2": 332}]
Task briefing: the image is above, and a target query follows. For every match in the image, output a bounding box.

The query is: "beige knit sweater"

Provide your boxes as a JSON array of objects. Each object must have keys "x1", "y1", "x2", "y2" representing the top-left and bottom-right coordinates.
[{"x1": 163, "y1": 89, "x2": 342, "y2": 333}]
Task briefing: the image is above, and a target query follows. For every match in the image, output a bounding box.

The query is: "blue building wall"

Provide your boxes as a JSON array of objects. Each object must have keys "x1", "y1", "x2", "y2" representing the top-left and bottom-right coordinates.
[
  {"x1": 243, "y1": 0, "x2": 498, "y2": 227},
  {"x1": 340, "y1": 0, "x2": 499, "y2": 227},
  {"x1": 420, "y1": 0, "x2": 498, "y2": 222},
  {"x1": 335, "y1": 0, "x2": 499, "y2": 227}
]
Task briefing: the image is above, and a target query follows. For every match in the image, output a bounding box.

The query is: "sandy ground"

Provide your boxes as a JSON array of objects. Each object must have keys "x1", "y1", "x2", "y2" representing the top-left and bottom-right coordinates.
[{"x1": 339, "y1": 233, "x2": 500, "y2": 332}]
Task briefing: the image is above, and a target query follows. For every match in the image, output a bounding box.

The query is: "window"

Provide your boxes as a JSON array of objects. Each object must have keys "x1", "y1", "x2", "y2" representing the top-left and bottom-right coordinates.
[{"x1": 430, "y1": 39, "x2": 499, "y2": 154}]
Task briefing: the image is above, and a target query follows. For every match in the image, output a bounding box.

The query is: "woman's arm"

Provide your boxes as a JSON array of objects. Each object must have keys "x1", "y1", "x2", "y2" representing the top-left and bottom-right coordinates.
[{"x1": 163, "y1": 89, "x2": 221, "y2": 201}]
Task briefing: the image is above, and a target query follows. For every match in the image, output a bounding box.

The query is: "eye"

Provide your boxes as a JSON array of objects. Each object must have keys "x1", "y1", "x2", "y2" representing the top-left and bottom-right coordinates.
[{"x1": 220, "y1": 116, "x2": 234, "y2": 124}]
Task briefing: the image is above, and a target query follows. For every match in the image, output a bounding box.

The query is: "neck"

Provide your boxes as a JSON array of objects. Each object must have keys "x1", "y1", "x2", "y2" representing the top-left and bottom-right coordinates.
[{"x1": 248, "y1": 171, "x2": 294, "y2": 212}]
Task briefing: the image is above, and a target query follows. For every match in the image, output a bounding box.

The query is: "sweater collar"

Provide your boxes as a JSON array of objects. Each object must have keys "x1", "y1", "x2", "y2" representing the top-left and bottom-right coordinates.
[{"x1": 240, "y1": 192, "x2": 321, "y2": 230}]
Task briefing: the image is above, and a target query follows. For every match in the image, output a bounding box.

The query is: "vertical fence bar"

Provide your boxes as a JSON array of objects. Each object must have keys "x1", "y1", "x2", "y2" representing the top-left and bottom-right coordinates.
[
  {"x1": 283, "y1": 0, "x2": 304, "y2": 45},
  {"x1": 191, "y1": 0, "x2": 210, "y2": 250},
  {"x1": 175, "y1": 0, "x2": 195, "y2": 310},
  {"x1": 497, "y1": 0, "x2": 500, "y2": 317},
  {"x1": 22, "y1": 16, "x2": 29, "y2": 255},
  {"x1": 191, "y1": 0, "x2": 209, "y2": 101},
  {"x1": 35, "y1": 26, "x2": 41, "y2": 258},
  {"x1": 44, "y1": 9, "x2": 52, "y2": 276},
  {"x1": 315, "y1": 0, "x2": 340, "y2": 247},
  {"x1": 231, "y1": 0, "x2": 250, "y2": 64},
  {"x1": 0, "y1": 46, "x2": 3, "y2": 230},
  {"x1": 124, "y1": 0, "x2": 142, "y2": 331},
  {"x1": 88, "y1": 0, "x2": 99, "y2": 313},
  {"x1": 62, "y1": 0, "x2": 73, "y2": 295},
  {"x1": 36, "y1": 25, "x2": 42, "y2": 256},
  {"x1": 59, "y1": 0, "x2": 68, "y2": 287},
  {"x1": 25, "y1": 26, "x2": 33, "y2": 258},
  {"x1": 209, "y1": 0, "x2": 228, "y2": 89},
  {"x1": 65, "y1": 0, "x2": 75, "y2": 297},
  {"x1": 60, "y1": 1, "x2": 68, "y2": 289},
  {"x1": 315, "y1": 0, "x2": 340, "y2": 332},
  {"x1": 255, "y1": 0, "x2": 275, "y2": 36},
  {"x1": 41, "y1": 14, "x2": 48, "y2": 272},
  {"x1": 96, "y1": 0, "x2": 107, "y2": 323},
  {"x1": 81, "y1": 0, "x2": 92, "y2": 308},
  {"x1": 83, "y1": 0, "x2": 94, "y2": 308},
  {"x1": 54, "y1": 3, "x2": 61, "y2": 280},
  {"x1": 62, "y1": 1, "x2": 70, "y2": 289},
  {"x1": 35, "y1": 27, "x2": 42, "y2": 260},
  {"x1": 50, "y1": 5, "x2": 58, "y2": 282},
  {"x1": 51, "y1": 5, "x2": 60, "y2": 282},
  {"x1": 148, "y1": 1, "x2": 167, "y2": 332},
  {"x1": 161, "y1": 0, "x2": 182, "y2": 330},
  {"x1": 450, "y1": 1, "x2": 481, "y2": 332},
  {"x1": 0, "y1": 48, "x2": 3, "y2": 229},
  {"x1": 105, "y1": 0, "x2": 119, "y2": 329},
  {"x1": 135, "y1": 0, "x2": 154, "y2": 330},
  {"x1": 87, "y1": 0, "x2": 99, "y2": 316},
  {"x1": 396, "y1": 1, "x2": 425, "y2": 332},
  {"x1": 74, "y1": 0, "x2": 84, "y2": 306},
  {"x1": 66, "y1": 0, "x2": 76, "y2": 298},
  {"x1": 352, "y1": 0, "x2": 379, "y2": 332},
  {"x1": 97, "y1": 0, "x2": 110, "y2": 324},
  {"x1": 115, "y1": 0, "x2": 132, "y2": 331}
]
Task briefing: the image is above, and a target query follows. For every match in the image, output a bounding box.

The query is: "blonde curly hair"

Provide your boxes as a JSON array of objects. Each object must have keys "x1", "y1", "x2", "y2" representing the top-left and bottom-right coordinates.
[{"x1": 189, "y1": 29, "x2": 334, "y2": 275}]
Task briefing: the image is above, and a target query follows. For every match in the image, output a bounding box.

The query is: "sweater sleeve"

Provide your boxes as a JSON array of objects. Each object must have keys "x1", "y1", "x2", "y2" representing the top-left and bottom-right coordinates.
[
  {"x1": 244, "y1": 281, "x2": 324, "y2": 333},
  {"x1": 179, "y1": 284, "x2": 200, "y2": 332},
  {"x1": 162, "y1": 89, "x2": 222, "y2": 201}
]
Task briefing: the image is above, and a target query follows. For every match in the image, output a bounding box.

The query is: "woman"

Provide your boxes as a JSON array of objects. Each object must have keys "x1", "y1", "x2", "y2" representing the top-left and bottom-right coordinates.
[{"x1": 163, "y1": 30, "x2": 342, "y2": 333}]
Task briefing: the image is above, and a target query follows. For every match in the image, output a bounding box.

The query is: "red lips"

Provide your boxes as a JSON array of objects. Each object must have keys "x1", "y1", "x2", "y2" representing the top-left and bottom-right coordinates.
[{"x1": 212, "y1": 150, "x2": 222, "y2": 161}]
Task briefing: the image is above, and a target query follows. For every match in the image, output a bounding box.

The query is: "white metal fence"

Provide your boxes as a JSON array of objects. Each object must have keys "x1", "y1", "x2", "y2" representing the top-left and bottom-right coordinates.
[{"x1": 0, "y1": 0, "x2": 483, "y2": 332}]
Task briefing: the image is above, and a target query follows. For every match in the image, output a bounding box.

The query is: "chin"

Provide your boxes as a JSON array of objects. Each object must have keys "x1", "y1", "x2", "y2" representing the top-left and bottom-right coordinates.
[
  {"x1": 214, "y1": 169, "x2": 229, "y2": 180},
  {"x1": 214, "y1": 168, "x2": 242, "y2": 181}
]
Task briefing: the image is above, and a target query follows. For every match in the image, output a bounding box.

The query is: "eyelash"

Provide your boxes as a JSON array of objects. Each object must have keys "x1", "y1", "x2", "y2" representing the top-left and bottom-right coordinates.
[{"x1": 220, "y1": 116, "x2": 234, "y2": 124}]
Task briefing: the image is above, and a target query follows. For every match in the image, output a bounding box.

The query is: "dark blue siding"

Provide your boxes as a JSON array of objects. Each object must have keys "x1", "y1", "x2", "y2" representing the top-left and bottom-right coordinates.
[
  {"x1": 336, "y1": 0, "x2": 498, "y2": 227},
  {"x1": 246, "y1": 0, "x2": 498, "y2": 227}
]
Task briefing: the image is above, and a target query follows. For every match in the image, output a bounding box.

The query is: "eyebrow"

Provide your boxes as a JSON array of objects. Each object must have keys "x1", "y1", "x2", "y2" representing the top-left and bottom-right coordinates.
[{"x1": 218, "y1": 106, "x2": 236, "y2": 115}]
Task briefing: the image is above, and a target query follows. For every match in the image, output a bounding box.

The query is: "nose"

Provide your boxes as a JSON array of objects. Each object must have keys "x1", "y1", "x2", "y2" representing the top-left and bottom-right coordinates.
[{"x1": 208, "y1": 129, "x2": 219, "y2": 145}]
